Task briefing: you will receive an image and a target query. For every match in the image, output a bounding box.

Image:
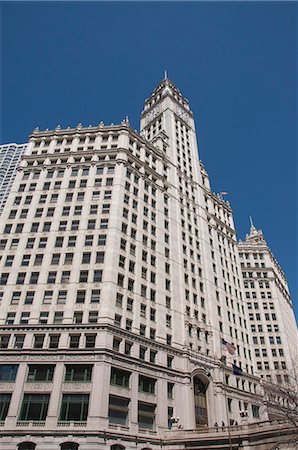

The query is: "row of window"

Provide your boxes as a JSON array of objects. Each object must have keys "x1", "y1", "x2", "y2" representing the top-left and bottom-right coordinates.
[
  {"x1": 245, "y1": 291, "x2": 272, "y2": 299},
  {"x1": 0, "y1": 333, "x2": 98, "y2": 348},
  {"x1": 4, "y1": 250, "x2": 105, "y2": 270},
  {"x1": 12, "y1": 442, "x2": 79, "y2": 450},
  {"x1": 244, "y1": 280, "x2": 270, "y2": 289},
  {"x1": 0, "y1": 367, "x2": 166, "y2": 429},
  {"x1": 0, "y1": 234, "x2": 107, "y2": 253},
  {"x1": 8, "y1": 196, "x2": 112, "y2": 221},
  {"x1": 4, "y1": 216, "x2": 110, "y2": 235},
  {"x1": 252, "y1": 335, "x2": 282, "y2": 345},
  {"x1": 248, "y1": 312, "x2": 277, "y2": 321},
  {"x1": 0, "y1": 334, "x2": 175, "y2": 364},
  {"x1": 0, "y1": 268, "x2": 103, "y2": 287}
]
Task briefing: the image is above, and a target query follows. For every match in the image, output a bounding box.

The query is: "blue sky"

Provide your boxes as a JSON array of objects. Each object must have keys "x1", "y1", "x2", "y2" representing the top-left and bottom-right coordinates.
[{"x1": 1, "y1": 2, "x2": 297, "y2": 317}]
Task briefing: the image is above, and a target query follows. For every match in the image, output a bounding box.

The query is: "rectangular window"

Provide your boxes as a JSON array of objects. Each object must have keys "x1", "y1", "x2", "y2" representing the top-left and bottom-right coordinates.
[
  {"x1": 139, "y1": 375, "x2": 156, "y2": 394},
  {"x1": 19, "y1": 394, "x2": 50, "y2": 421},
  {"x1": 69, "y1": 335, "x2": 80, "y2": 348},
  {"x1": 91, "y1": 289, "x2": 100, "y2": 303},
  {"x1": 59, "y1": 394, "x2": 89, "y2": 421},
  {"x1": 33, "y1": 335, "x2": 45, "y2": 349},
  {"x1": 0, "y1": 394, "x2": 11, "y2": 421},
  {"x1": 27, "y1": 365, "x2": 54, "y2": 382},
  {"x1": 138, "y1": 401, "x2": 155, "y2": 430},
  {"x1": 49, "y1": 334, "x2": 60, "y2": 349},
  {"x1": 85, "y1": 334, "x2": 96, "y2": 348},
  {"x1": 64, "y1": 365, "x2": 93, "y2": 382},
  {"x1": 53, "y1": 312, "x2": 63, "y2": 324},
  {"x1": 0, "y1": 365, "x2": 18, "y2": 381},
  {"x1": 110, "y1": 367, "x2": 130, "y2": 388},
  {"x1": 108, "y1": 395, "x2": 129, "y2": 425}
]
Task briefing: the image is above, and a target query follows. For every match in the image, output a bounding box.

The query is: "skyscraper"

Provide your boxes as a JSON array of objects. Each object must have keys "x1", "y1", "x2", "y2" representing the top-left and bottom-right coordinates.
[
  {"x1": 0, "y1": 143, "x2": 27, "y2": 213},
  {"x1": 0, "y1": 78, "x2": 296, "y2": 450},
  {"x1": 238, "y1": 222, "x2": 297, "y2": 386}
]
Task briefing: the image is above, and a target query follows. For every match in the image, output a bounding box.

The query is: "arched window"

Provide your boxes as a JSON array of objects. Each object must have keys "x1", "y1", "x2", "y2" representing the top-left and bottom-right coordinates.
[
  {"x1": 60, "y1": 443, "x2": 79, "y2": 450},
  {"x1": 18, "y1": 443, "x2": 36, "y2": 450},
  {"x1": 110, "y1": 445, "x2": 125, "y2": 450},
  {"x1": 193, "y1": 375, "x2": 209, "y2": 427}
]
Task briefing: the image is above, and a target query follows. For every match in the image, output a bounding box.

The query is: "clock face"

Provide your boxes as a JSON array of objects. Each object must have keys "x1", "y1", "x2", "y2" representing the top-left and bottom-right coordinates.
[
  {"x1": 146, "y1": 106, "x2": 160, "y2": 124},
  {"x1": 176, "y1": 105, "x2": 189, "y2": 123}
]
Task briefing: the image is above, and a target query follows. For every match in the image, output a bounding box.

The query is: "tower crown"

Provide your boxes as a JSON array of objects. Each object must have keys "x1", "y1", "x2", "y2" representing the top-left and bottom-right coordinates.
[
  {"x1": 142, "y1": 76, "x2": 192, "y2": 116},
  {"x1": 245, "y1": 218, "x2": 265, "y2": 244}
]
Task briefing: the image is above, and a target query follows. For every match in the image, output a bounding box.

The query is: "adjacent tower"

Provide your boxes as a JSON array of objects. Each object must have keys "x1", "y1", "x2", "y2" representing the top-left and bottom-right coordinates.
[
  {"x1": 238, "y1": 221, "x2": 297, "y2": 385},
  {"x1": 0, "y1": 143, "x2": 27, "y2": 213}
]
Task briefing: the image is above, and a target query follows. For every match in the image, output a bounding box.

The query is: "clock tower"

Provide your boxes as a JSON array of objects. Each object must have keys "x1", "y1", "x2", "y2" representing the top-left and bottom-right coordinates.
[{"x1": 140, "y1": 76, "x2": 201, "y2": 168}]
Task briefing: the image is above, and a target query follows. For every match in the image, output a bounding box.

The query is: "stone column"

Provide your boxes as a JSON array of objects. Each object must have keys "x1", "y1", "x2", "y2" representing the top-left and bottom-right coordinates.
[
  {"x1": 130, "y1": 371, "x2": 139, "y2": 433},
  {"x1": 89, "y1": 361, "x2": 110, "y2": 429},
  {"x1": 6, "y1": 362, "x2": 27, "y2": 426},
  {"x1": 156, "y1": 378, "x2": 168, "y2": 430},
  {"x1": 46, "y1": 362, "x2": 64, "y2": 427}
]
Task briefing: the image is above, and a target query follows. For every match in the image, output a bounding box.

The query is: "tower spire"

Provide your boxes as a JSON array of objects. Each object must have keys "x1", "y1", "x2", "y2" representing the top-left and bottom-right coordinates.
[
  {"x1": 249, "y1": 216, "x2": 255, "y2": 229},
  {"x1": 164, "y1": 70, "x2": 168, "y2": 80}
]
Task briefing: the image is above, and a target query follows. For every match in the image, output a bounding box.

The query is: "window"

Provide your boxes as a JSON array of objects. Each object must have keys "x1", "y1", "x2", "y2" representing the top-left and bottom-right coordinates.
[
  {"x1": 71, "y1": 220, "x2": 79, "y2": 230},
  {"x1": 109, "y1": 395, "x2": 129, "y2": 425},
  {"x1": 76, "y1": 290, "x2": 86, "y2": 304},
  {"x1": 27, "y1": 365, "x2": 54, "y2": 382},
  {"x1": 252, "y1": 404, "x2": 260, "y2": 418},
  {"x1": 73, "y1": 312, "x2": 83, "y2": 324},
  {"x1": 65, "y1": 365, "x2": 92, "y2": 382},
  {"x1": 54, "y1": 312, "x2": 64, "y2": 324},
  {"x1": 138, "y1": 402, "x2": 155, "y2": 430},
  {"x1": 68, "y1": 236, "x2": 77, "y2": 247},
  {"x1": 85, "y1": 235, "x2": 94, "y2": 246},
  {"x1": 69, "y1": 335, "x2": 80, "y2": 348},
  {"x1": 59, "y1": 394, "x2": 89, "y2": 421},
  {"x1": 55, "y1": 237, "x2": 64, "y2": 248},
  {"x1": 91, "y1": 289, "x2": 100, "y2": 303},
  {"x1": 93, "y1": 270, "x2": 102, "y2": 282},
  {"x1": 100, "y1": 218, "x2": 109, "y2": 229},
  {"x1": 110, "y1": 367, "x2": 130, "y2": 388},
  {"x1": 64, "y1": 253, "x2": 73, "y2": 264},
  {"x1": 79, "y1": 271, "x2": 88, "y2": 283},
  {"x1": 0, "y1": 394, "x2": 11, "y2": 421},
  {"x1": 96, "y1": 251, "x2": 105, "y2": 263},
  {"x1": 34, "y1": 254, "x2": 43, "y2": 266},
  {"x1": 5, "y1": 255, "x2": 14, "y2": 267},
  {"x1": 33, "y1": 335, "x2": 45, "y2": 349},
  {"x1": 60, "y1": 443, "x2": 78, "y2": 450},
  {"x1": 0, "y1": 364, "x2": 18, "y2": 381},
  {"x1": 57, "y1": 290, "x2": 67, "y2": 304},
  {"x1": 167, "y1": 382, "x2": 174, "y2": 399},
  {"x1": 88, "y1": 311, "x2": 98, "y2": 323},
  {"x1": 0, "y1": 335, "x2": 10, "y2": 349},
  {"x1": 11, "y1": 292, "x2": 21, "y2": 305},
  {"x1": 139, "y1": 376, "x2": 156, "y2": 394},
  {"x1": 85, "y1": 334, "x2": 96, "y2": 348},
  {"x1": 19, "y1": 394, "x2": 50, "y2": 421},
  {"x1": 49, "y1": 334, "x2": 60, "y2": 349},
  {"x1": 47, "y1": 271, "x2": 57, "y2": 283},
  {"x1": 39, "y1": 237, "x2": 47, "y2": 248},
  {"x1": 6, "y1": 312, "x2": 15, "y2": 324},
  {"x1": 14, "y1": 335, "x2": 25, "y2": 348},
  {"x1": 61, "y1": 271, "x2": 71, "y2": 283},
  {"x1": 29, "y1": 272, "x2": 39, "y2": 284},
  {"x1": 39, "y1": 312, "x2": 49, "y2": 324}
]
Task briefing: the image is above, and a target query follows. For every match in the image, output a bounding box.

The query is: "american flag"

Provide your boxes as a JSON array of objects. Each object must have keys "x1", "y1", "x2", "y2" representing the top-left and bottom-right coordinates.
[{"x1": 221, "y1": 338, "x2": 236, "y2": 355}]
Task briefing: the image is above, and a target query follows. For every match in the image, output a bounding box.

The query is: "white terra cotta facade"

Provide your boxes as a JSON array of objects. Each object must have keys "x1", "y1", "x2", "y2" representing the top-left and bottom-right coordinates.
[{"x1": 0, "y1": 78, "x2": 296, "y2": 450}]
